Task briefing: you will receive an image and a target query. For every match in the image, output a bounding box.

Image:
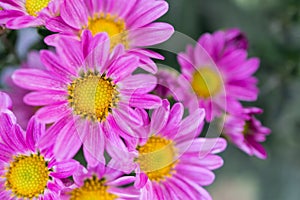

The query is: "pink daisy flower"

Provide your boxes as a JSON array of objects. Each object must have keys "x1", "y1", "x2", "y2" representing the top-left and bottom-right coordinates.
[
  {"x1": 112, "y1": 100, "x2": 227, "y2": 199},
  {"x1": 223, "y1": 107, "x2": 271, "y2": 159},
  {"x1": 177, "y1": 28, "x2": 259, "y2": 121},
  {"x1": 12, "y1": 31, "x2": 161, "y2": 167},
  {"x1": 45, "y1": 0, "x2": 174, "y2": 73},
  {"x1": 1, "y1": 51, "x2": 45, "y2": 129},
  {"x1": 0, "y1": 0, "x2": 61, "y2": 29},
  {"x1": 61, "y1": 162, "x2": 139, "y2": 199},
  {"x1": 0, "y1": 101, "x2": 79, "y2": 199}
]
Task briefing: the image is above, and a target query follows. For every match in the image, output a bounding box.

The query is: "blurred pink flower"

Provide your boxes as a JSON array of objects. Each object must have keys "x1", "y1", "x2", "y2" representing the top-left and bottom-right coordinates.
[
  {"x1": 223, "y1": 107, "x2": 271, "y2": 159},
  {"x1": 177, "y1": 28, "x2": 259, "y2": 121},
  {"x1": 1, "y1": 51, "x2": 45, "y2": 129}
]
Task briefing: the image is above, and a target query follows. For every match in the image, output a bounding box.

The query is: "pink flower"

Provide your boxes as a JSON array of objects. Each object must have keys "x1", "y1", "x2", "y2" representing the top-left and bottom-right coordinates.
[
  {"x1": 114, "y1": 100, "x2": 227, "y2": 199},
  {"x1": 61, "y1": 163, "x2": 139, "y2": 199},
  {"x1": 12, "y1": 31, "x2": 161, "y2": 167},
  {"x1": 0, "y1": 0, "x2": 61, "y2": 29},
  {"x1": 1, "y1": 51, "x2": 45, "y2": 129},
  {"x1": 45, "y1": 0, "x2": 174, "y2": 73},
  {"x1": 0, "y1": 96, "x2": 79, "y2": 199},
  {"x1": 223, "y1": 107, "x2": 271, "y2": 159},
  {"x1": 177, "y1": 28, "x2": 259, "y2": 121}
]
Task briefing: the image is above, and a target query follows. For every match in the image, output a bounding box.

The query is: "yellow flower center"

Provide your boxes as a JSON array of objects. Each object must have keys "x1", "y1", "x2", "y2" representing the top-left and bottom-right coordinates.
[
  {"x1": 68, "y1": 72, "x2": 119, "y2": 122},
  {"x1": 136, "y1": 136, "x2": 178, "y2": 182},
  {"x1": 191, "y1": 67, "x2": 222, "y2": 98},
  {"x1": 5, "y1": 154, "x2": 50, "y2": 198},
  {"x1": 87, "y1": 13, "x2": 128, "y2": 50},
  {"x1": 25, "y1": 0, "x2": 51, "y2": 17},
  {"x1": 243, "y1": 121, "x2": 250, "y2": 135},
  {"x1": 69, "y1": 176, "x2": 118, "y2": 200}
]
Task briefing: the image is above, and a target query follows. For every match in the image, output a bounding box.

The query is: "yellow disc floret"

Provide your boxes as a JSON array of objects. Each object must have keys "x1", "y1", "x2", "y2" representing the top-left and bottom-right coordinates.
[
  {"x1": 136, "y1": 136, "x2": 178, "y2": 182},
  {"x1": 69, "y1": 176, "x2": 118, "y2": 200},
  {"x1": 191, "y1": 67, "x2": 222, "y2": 98},
  {"x1": 68, "y1": 71, "x2": 119, "y2": 122},
  {"x1": 25, "y1": 0, "x2": 51, "y2": 17},
  {"x1": 5, "y1": 154, "x2": 50, "y2": 198},
  {"x1": 87, "y1": 13, "x2": 128, "y2": 50}
]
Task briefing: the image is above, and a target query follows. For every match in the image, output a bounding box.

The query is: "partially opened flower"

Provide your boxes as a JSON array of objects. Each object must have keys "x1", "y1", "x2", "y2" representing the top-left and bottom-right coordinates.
[
  {"x1": 45, "y1": 0, "x2": 174, "y2": 73},
  {"x1": 0, "y1": 0, "x2": 61, "y2": 29},
  {"x1": 12, "y1": 31, "x2": 161, "y2": 167},
  {"x1": 0, "y1": 100, "x2": 78, "y2": 199},
  {"x1": 178, "y1": 28, "x2": 258, "y2": 121},
  {"x1": 113, "y1": 100, "x2": 227, "y2": 199},
  {"x1": 1, "y1": 51, "x2": 45, "y2": 129},
  {"x1": 223, "y1": 107, "x2": 271, "y2": 159},
  {"x1": 61, "y1": 163, "x2": 139, "y2": 199}
]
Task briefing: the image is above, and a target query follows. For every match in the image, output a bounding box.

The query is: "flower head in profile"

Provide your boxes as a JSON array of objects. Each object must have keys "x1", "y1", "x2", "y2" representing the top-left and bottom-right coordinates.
[
  {"x1": 178, "y1": 28, "x2": 259, "y2": 121},
  {"x1": 0, "y1": 93, "x2": 78, "y2": 199},
  {"x1": 223, "y1": 107, "x2": 271, "y2": 159},
  {"x1": 1, "y1": 51, "x2": 45, "y2": 129},
  {"x1": 114, "y1": 100, "x2": 227, "y2": 199},
  {"x1": 0, "y1": 0, "x2": 61, "y2": 29},
  {"x1": 61, "y1": 162, "x2": 139, "y2": 200},
  {"x1": 45, "y1": 0, "x2": 174, "y2": 73},
  {"x1": 12, "y1": 31, "x2": 161, "y2": 167}
]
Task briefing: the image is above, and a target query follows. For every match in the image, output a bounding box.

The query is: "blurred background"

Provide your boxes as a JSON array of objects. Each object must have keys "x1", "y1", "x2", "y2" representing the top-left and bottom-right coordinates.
[
  {"x1": 1, "y1": 0, "x2": 300, "y2": 199},
  {"x1": 161, "y1": 0, "x2": 300, "y2": 200}
]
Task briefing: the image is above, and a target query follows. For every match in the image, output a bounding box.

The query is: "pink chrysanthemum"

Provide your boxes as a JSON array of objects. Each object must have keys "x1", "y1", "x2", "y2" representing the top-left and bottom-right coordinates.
[
  {"x1": 223, "y1": 107, "x2": 271, "y2": 159},
  {"x1": 0, "y1": 0, "x2": 61, "y2": 29},
  {"x1": 12, "y1": 31, "x2": 161, "y2": 167},
  {"x1": 1, "y1": 51, "x2": 45, "y2": 129},
  {"x1": 112, "y1": 100, "x2": 227, "y2": 200},
  {"x1": 45, "y1": 0, "x2": 174, "y2": 73},
  {"x1": 0, "y1": 96, "x2": 78, "y2": 199},
  {"x1": 177, "y1": 28, "x2": 259, "y2": 121},
  {"x1": 61, "y1": 162, "x2": 139, "y2": 199}
]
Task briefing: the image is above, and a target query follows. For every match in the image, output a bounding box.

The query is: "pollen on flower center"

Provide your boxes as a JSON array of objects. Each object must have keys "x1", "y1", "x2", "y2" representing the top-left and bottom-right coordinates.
[
  {"x1": 68, "y1": 71, "x2": 119, "y2": 122},
  {"x1": 69, "y1": 176, "x2": 118, "y2": 200},
  {"x1": 136, "y1": 136, "x2": 178, "y2": 182},
  {"x1": 5, "y1": 154, "x2": 50, "y2": 198},
  {"x1": 87, "y1": 13, "x2": 128, "y2": 50},
  {"x1": 243, "y1": 121, "x2": 250, "y2": 135},
  {"x1": 191, "y1": 67, "x2": 222, "y2": 98},
  {"x1": 25, "y1": 0, "x2": 51, "y2": 17}
]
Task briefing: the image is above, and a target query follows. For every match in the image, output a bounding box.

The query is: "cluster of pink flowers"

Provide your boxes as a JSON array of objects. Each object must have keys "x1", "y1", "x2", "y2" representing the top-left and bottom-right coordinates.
[{"x1": 0, "y1": 0, "x2": 270, "y2": 199}]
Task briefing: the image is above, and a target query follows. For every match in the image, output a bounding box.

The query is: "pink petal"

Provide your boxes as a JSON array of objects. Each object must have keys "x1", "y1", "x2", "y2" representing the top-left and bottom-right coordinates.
[
  {"x1": 107, "y1": 55, "x2": 139, "y2": 83},
  {"x1": 129, "y1": 94, "x2": 162, "y2": 109},
  {"x1": 130, "y1": 22, "x2": 174, "y2": 47},
  {"x1": 26, "y1": 116, "x2": 44, "y2": 152},
  {"x1": 83, "y1": 124, "x2": 106, "y2": 167},
  {"x1": 12, "y1": 69, "x2": 65, "y2": 91},
  {"x1": 150, "y1": 99, "x2": 170, "y2": 134},
  {"x1": 127, "y1": 1, "x2": 168, "y2": 28},
  {"x1": 60, "y1": 0, "x2": 88, "y2": 29},
  {"x1": 53, "y1": 118, "x2": 83, "y2": 160},
  {"x1": 51, "y1": 160, "x2": 79, "y2": 178},
  {"x1": 24, "y1": 91, "x2": 67, "y2": 106},
  {"x1": 36, "y1": 102, "x2": 69, "y2": 124}
]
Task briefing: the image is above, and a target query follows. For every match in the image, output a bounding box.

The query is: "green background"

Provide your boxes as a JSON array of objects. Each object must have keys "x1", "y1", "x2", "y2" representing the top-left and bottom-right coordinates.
[{"x1": 161, "y1": 0, "x2": 300, "y2": 200}]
